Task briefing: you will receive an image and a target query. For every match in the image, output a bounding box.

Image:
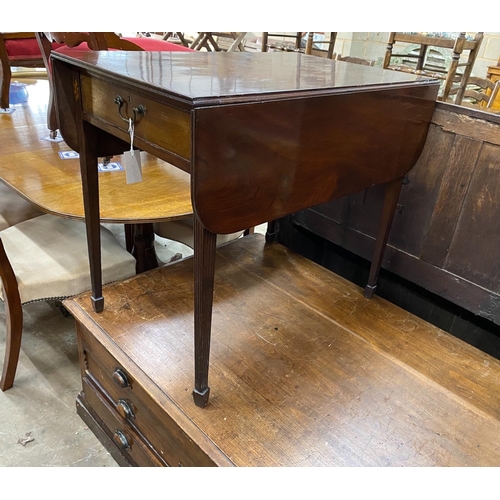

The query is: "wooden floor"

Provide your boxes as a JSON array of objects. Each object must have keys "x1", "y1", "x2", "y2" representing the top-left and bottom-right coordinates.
[{"x1": 67, "y1": 234, "x2": 500, "y2": 467}]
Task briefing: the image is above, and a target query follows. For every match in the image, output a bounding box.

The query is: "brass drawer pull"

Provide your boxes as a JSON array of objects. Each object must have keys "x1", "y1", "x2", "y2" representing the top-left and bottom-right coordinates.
[
  {"x1": 114, "y1": 95, "x2": 146, "y2": 124},
  {"x1": 117, "y1": 399, "x2": 135, "y2": 420},
  {"x1": 113, "y1": 429, "x2": 131, "y2": 450},
  {"x1": 112, "y1": 368, "x2": 130, "y2": 388}
]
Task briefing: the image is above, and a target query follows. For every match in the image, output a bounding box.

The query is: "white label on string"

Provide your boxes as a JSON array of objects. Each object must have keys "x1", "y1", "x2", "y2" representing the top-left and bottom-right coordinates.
[{"x1": 124, "y1": 117, "x2": 142, "y2": 184}]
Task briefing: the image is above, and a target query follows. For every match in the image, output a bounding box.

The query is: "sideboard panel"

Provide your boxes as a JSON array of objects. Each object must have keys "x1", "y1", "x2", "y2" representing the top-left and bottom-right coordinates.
[
  {"x1": 282, "y1": 103, "x2": 500, "y2": 325},
  {"x1": 444, "y1": 142, "x2": 500, "y2": 291}
]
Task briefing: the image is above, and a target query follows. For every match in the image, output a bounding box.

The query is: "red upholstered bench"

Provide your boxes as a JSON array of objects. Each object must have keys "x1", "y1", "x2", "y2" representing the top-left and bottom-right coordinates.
[
  {"x1": 53, "y1": 37, "x2": 194, "y2": 55},
  {"x1": 121, "y1": 37, "x2": 194, "y2": 52}
]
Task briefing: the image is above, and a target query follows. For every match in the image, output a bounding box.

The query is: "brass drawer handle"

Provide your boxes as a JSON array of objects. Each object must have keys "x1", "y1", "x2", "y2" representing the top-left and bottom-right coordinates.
[
  {"x1": 117, "y1": 399, "x2": 135, "y2": 420},
  {"x1": 114, "y1": 95, "x2": 146, "y2": 124},
  {"x1": 113, "y1": 429, "x2": 131, "y2": 450},
  {"x1": 112, "y1": 368, "x2": 130, "y2": 389}
]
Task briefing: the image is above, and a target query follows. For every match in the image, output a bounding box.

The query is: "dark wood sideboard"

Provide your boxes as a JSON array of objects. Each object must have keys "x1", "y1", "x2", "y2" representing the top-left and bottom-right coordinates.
[
  {"x1": 274, "y1": 102, "x2": 500, "y2": 334},
  {"x1": 64, "y1": 234, "x2": 500, "y2": 466}
]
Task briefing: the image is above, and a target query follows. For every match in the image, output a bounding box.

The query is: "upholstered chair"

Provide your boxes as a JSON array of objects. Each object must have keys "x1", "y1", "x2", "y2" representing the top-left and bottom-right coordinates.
[
  {"x1": 0, "y1": 214, "x2": 137, "y2": 390},
  {"x1": 153, "y1": 218, "x2": 245, "y2": 254},
  {"x1": 0, "y1": 32, "x2": 59, "y2": 110}
]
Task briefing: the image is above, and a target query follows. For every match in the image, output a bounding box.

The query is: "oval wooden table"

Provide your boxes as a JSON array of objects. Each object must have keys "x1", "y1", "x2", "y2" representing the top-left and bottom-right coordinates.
[{"x1": 0, "y1": 80, "x2": 193, "y2": 272}]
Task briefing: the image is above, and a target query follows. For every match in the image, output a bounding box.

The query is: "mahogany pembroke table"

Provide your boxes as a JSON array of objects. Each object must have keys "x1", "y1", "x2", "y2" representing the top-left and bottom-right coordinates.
[{"x1": 51, "y1": 51, "x2": 439, "y2": 409}]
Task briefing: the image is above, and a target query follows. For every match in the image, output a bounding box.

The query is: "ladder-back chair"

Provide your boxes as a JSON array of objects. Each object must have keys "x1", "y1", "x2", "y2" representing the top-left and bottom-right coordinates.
[
  {"x1": 261, "y1": 32, "x2": 337, "y2": 59},
  {"x1": 383, "y1": 32, "x2": 484, "y2": 103},
  {"x1": 448, "y1": 76, "x2": 500, "y2": 110}
]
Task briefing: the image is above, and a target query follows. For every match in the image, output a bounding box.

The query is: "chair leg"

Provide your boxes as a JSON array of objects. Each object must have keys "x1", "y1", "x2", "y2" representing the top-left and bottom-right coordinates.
[
  {"x1": 0, "y1": 51, "x2": 11, "y2": 109},
  {"x1": 0, "y1": 290, "x2": 23, "y2": 391},
  {"x1": 124, "y1": 223, "x2": 134, "y2": 253},
  {"x1": 0, "y1": 239, "x2": 23, "y2": 391},
  {"x1": 35, "y1": 33, "x2": 58, "y2": 136},
  {"x1": 47, "y1": 88, "x2": 58, "y2": 138}
]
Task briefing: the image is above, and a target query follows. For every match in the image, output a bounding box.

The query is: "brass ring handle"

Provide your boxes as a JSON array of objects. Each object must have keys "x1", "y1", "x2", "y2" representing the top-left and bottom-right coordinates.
[{"x1": 114, "y1": 95, "x2": 146, "y2": 124}]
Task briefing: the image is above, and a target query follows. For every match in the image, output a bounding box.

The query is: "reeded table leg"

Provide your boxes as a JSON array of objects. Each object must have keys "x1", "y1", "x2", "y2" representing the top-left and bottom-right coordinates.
[{"x1": 192, "y1": 216, "x2": 217, "y2": 408}]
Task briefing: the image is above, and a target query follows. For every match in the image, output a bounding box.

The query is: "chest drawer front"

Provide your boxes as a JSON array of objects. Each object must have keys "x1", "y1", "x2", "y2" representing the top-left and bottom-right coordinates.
[
  {"x1": 78, "y1": 323, "x2": 219, "y2": 467},
  {"x1": 80, "y1": 74, "x2": 192, "y2": 161},
  {"x1": 82, "y1": 377, "x2": 166, "y2": 466}
]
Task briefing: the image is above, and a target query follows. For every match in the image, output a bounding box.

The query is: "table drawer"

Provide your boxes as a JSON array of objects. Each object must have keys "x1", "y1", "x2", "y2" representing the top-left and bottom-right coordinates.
[
  {"x1": 82, "y1": 376, "x2": 166, "y2": 466},
  {"x1": 80, "y1": 74, "x2": 192, "y2": 161},
  {"x1": 78, "y1": 323, "x2": 218, "y2": 467}
]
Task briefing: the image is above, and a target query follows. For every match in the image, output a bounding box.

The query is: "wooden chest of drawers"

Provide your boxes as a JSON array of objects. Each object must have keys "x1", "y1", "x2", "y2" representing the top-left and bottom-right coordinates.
[
  {"x1": 76, "y1": 321, "x2": 222, "y2": 466},
  {"x1": 65, "y1": 235, "x2": 500, "y2": 467}
]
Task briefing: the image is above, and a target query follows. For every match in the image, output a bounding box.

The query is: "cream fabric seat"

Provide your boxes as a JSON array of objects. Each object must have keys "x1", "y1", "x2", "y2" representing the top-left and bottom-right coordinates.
[
  {"x1": 153, "y1": 217, "x2": 244, "y2": 250},
  {"x1": 0, "y1": 214, "x2": 137, "y2": 303},
  {"x1": 0, "y1": 214, "x2": 137, "y2": 390},
  {"x1": 0, "y1": 182, "x2": 43, "y2": 231}
]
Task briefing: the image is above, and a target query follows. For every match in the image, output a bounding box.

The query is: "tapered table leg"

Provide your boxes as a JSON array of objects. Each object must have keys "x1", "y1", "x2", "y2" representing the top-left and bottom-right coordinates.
[
  {"x1": 265, "y1": 220, "x2": 278, "y2": 243},
  {"x1": 78, "y1": 121, "x2": 103, "y2": 312},
  {"x1": 192, "y1": 216, "x2": 217, "y2": 408},
  {"x1": 364, "y1": 176, "x2": 404, "y2": 299}
]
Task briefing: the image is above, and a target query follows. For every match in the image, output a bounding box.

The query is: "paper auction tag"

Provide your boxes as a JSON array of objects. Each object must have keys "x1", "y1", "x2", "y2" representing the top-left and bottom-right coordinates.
[
  {"x1": 123, "y1": 150, "x2": 142, "y2": 183},
  {"x1": 124, "y1": 118, "x2": 142, "y2": 184}
]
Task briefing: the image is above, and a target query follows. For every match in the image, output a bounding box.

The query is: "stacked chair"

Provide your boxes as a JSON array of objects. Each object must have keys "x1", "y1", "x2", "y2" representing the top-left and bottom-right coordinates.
[{"x1": 383, "y1": 32, "x2": 484, "y2": 103}]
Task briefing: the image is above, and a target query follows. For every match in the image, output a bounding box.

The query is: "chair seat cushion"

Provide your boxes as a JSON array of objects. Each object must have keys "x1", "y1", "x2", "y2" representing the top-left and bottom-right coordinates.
[
  {"x1": 54, "y1": 38, "x2": 194, "y2": 56},
  {"x1": 153, "y1": 217, "x2": 244, "y2": 249},
  {"x1": 122, "y1": 37, "x2": 194, "y2": 52},
  {"x1": 0, "y1": 183, "x2": 43, "y2": 231},
  {"x1": 5, "y1": 38, "x2": 63, "y2": 59},
  {"x1": 6, "y1": 35, "x2": 193, "y2": 61},
  {"x1": 0, "y1": 214, "x2": 136, "y2": 304}
]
